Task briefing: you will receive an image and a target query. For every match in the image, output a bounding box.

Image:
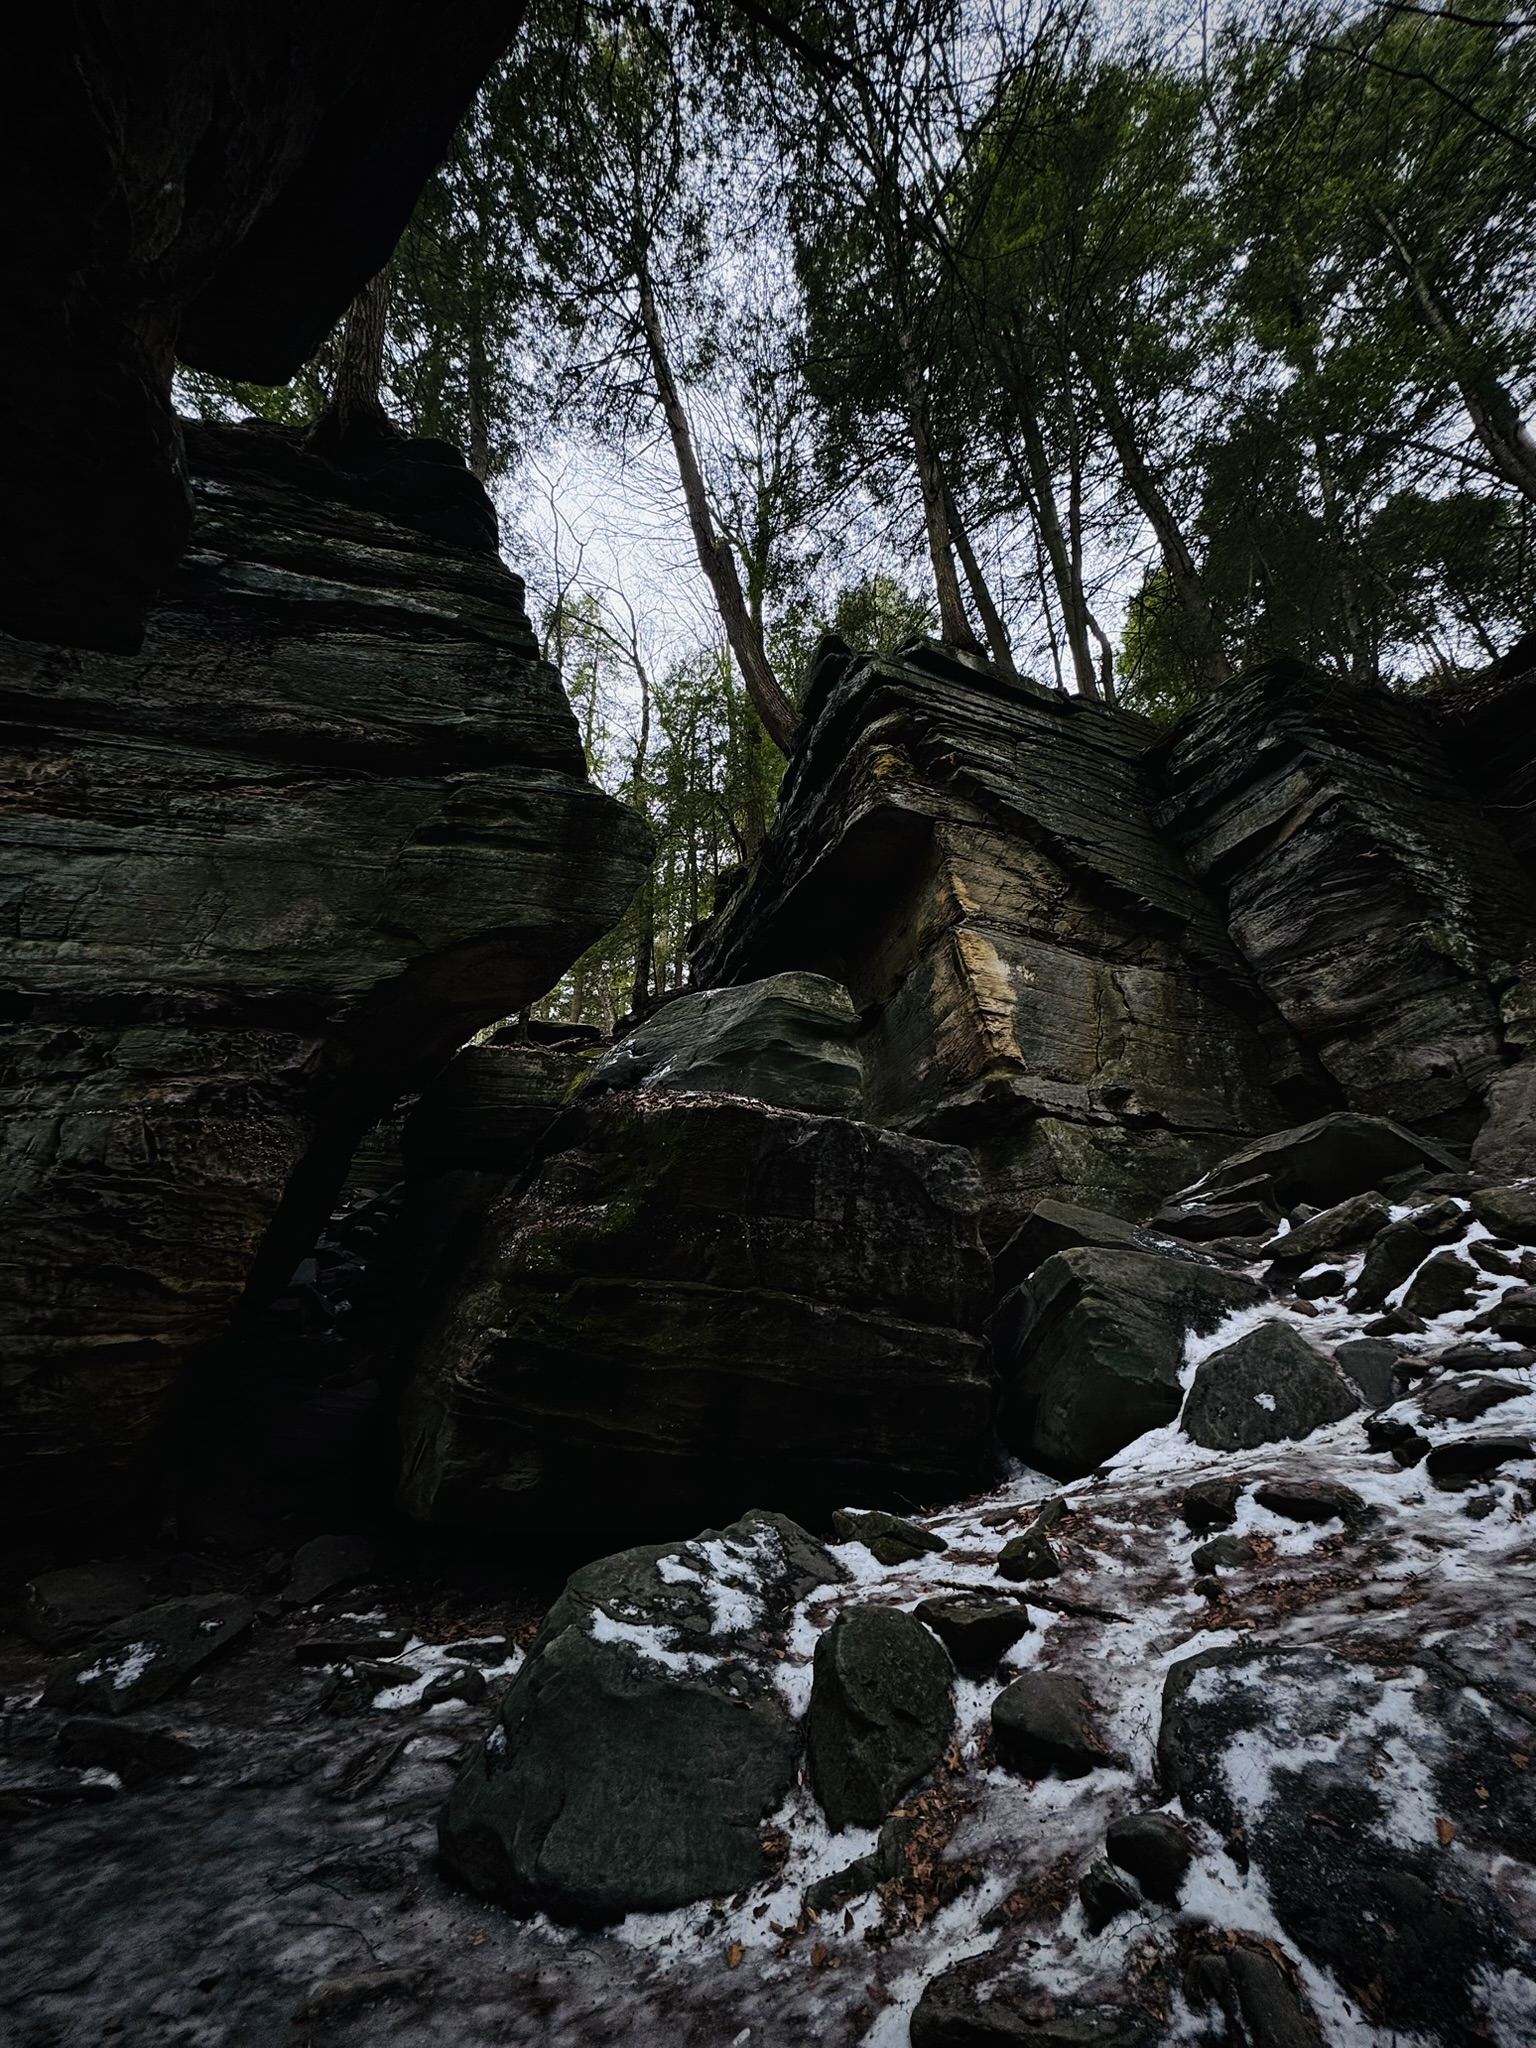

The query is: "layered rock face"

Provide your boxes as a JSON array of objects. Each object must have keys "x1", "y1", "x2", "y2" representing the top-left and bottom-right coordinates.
[
  {"x1": 398, "y1": 1088, "x2": 997, "y2": 1541},
  {"x1": 692, "y1": 642, "x2": 1323, "y2": 1239},
  {"x1": 1157, "y1": 658, "x2": 1536, "y2": 1144},
  {"x1": 0, "y1": 419, "x2": 649, "y2": 1520}
]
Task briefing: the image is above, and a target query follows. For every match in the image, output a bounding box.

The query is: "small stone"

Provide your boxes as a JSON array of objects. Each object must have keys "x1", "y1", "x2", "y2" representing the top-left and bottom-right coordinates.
[
  {"x1": 1469, "y1": 1241, "x2": 1521, "y2": 1277},
  {"x1": 808, "y1": 1607, "x2": 955, "y2": 1831},
  {"x1": 1154, "y1": 1199, "x2": 1280, "y2": 1241},
  {"x1": 294, "y1": 1634, "x2": 409, "y2": 1666},
  {"x1": 991, "y1": 1671, "x2": 1110, "y2": 1778},
  {"x1": 1295, "y1": 1266, "x2": 1347, "y2": 1299},
  {"x1": 1260, "y1": 1192, "x2": 1391, "y2": 1265},
  {"x1": 996, "y1": 1530, "x2": 1062, "y2": 1582},
  {"x1": 1350, "y1": 1222, "x2": 1434, "y2": 1311},
  {"x1": 1401, "y1": 1251, "x2": 1479, "y2": 1319},
  {"x1": 1470, "y1": 1185, "x2": 1536, "y2": 1245},
  {"x1": 418, "y1": 1666, "x2": 487, "y2": 1709},
  {"x1": 41, "y1": 1594, "x2": 253, "y2": 1714},
  {"x1": 1181, "y1": 1478, "x2": 1241, "y2": 1533},
  {"x1": 915, "y1": 1592, "x2": 1032, "y2": 1673},
  {"x1": 911, "y1": 1960, "x2": 1157, "y2": 2046},
  {"x1": 1105, "y1": 1810, "x2": 1192, "y2": 1904},
  {"x1": 831, "y1": 1509, "x2": 946, "y2": 1566},
  {"x1": 282, "y1": 1533, "x2": 377, "y2": 1607},
  {"x1": 55, "y1": 1718, "x2": 203, "y2": 1783},
  {"x1": 1405, "y1": 1197, "x2": 1469, "y2": 1244},
  {"x1": 1417, "y1": 1374, "x2": 1525, "y2": 1423},
  {"x1": 1191, "y1": 1534, "x2": 1258, "y2": 1574},
  {"x1": 1330, "y1": 1337, "x2": 1403, "y2": 1406},
  {"x1": 1364, "y1": 1309, "x2": 1427, "y2": 1336},
  {"x1": 1425, "y1": 1436, "x2": 1532, "y2": 1482},
  {"x1": 1484, "y1": 1286, "x2": 1536, "y2": 1341},
  {"x1": 1079, "y1": 1858, "x2": 1139, "y2": 1931},
  {"x1": 1183, "y1": 1320, "x2": 1359, "y2": 1452},
  {"x1": 1365, "y1": 1415, "x2": 1430, "y2": 1465},
  {"x1": 1252, "y1": 1479, "x2": 1370, "y2": 1526},
  {"x1": 1185, "y1": 1939, "x2": 1324, "y2": 2048},
  {"x1": 296, "y1": 1968, "x2": 430, "y2": 2021}
]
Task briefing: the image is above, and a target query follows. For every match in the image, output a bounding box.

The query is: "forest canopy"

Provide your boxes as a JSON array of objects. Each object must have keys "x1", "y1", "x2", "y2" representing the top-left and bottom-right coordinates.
[{"x1": 182, "y1": 0, "x2": 1536, "y2": 1025}]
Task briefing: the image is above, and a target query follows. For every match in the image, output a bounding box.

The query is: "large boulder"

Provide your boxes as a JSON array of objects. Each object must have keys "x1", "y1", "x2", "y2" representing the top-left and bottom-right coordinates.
[
  {"x1": 0, "y1": 420, "x2": 650, "y2": 1520},
  {"x1": 399, "y1": 1093, "x2": 997, "y2": 1540},
  {"x1": 689, "y1": 641, "x2": 1319, "y2": 1240},
  {"x1": 1158, "y1": 1642, "x2": 1532, "y2": 2044},
  {"x1": 1155, "y1": 1112, "x2": 1464, "y2": 1242},
  {"x1": 583, "y1": 972, "x2": 864, "y2": 1114},
  {"x1": 1472, "y1": 1057, "x2": 1536, "y2": 1178},
  {"x1": 806, "y1": 1606, "x2": 955, "y2": 1831},
  {"x1": 1182, "y1": 1321, "x2": 1362, "y2": 1451},
  {"x1": 994, "y1": 1248, "x2": 1265, "y2": 1475},
  {"x1": 438, "y1": 1511, "x2": 840, "y2": 1923},
  {"x1": 401, "y1": 1039, "x2": 596, "y2": 1181}
]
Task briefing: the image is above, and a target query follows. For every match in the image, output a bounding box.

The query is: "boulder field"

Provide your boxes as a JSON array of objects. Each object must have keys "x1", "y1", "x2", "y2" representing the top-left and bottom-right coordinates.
[{"x1": 5, "y1": 1114, "x2": 1536, "y2": 2044}]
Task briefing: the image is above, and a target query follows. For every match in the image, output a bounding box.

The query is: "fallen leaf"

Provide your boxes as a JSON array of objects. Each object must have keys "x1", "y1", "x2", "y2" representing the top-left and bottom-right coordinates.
[
  {"x1": 1437, "y1": 1817, "x2": 1456, "y2": 1845},
  {"x1": 810, "y1": 1942, "x2": 829, "y2": 1968},
  {"x1": 1513, "y1": 1753, "x2": 1529, "y2": 1770},
  {"x1": 726, "y1": 1942, "x2": 744, "y2": 1971},
  {"x1": 1476, "y1": 1785, "x2": 1491, "y2": 1801}
]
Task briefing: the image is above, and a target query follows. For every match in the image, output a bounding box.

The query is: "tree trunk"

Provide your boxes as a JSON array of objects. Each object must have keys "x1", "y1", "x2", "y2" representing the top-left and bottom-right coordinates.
[
  {"x1": 635, "y1": 263, "x2": 801, "y2": 757},
  {"x1": 993, "y1": 330, "x2": 1099, "y2": 697},
  {"x1": 1374, "y1": 206, "x2": 1536, "y2": 507},
  {"x1": 311, "y1": 268, "x2": 395, "y2": 454},
  {"x1": 467, "y1": 346, "x2": 491, "y2": 483},
  {"x1": 625, "y1": 651, "x2": 654, "y2": 1016},
  {"x1": 1084, "y1": 363, "x2": 1230, "y2": 692},
  {"x1": 944, "y1": 482, "x2": 1019, "y2": 679},
  {"x1": 895, "y1": 328, "x2": 984, "y2": 656}
]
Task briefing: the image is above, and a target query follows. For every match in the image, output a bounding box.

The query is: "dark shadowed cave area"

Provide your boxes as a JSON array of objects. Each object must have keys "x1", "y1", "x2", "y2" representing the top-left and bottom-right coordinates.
[{"x1": 5, "y1": 8, "x2": 1536, "y2": 2048}]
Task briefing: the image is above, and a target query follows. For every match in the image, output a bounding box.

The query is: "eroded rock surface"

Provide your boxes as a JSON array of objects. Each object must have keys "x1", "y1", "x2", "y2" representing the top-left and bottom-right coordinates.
[
  {"x1": 399, "y1": 1092, "x2": 997, "y2": 1539},
  {"x1": 1157, "y1": 658, "x2": 1536, "y2": 1145},
  {"x1": 0, "y1": 419, "x2": 650, "y2": 1520},
  {"x1": 691, "y1": 641, "x2": 1319, "y2": 1239}
]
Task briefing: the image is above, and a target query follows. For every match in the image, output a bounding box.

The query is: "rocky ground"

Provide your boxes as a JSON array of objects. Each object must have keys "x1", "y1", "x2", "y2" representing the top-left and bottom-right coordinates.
[{"x1": 4, "y1": 1175, "x2": 1535, "y2": 2045}]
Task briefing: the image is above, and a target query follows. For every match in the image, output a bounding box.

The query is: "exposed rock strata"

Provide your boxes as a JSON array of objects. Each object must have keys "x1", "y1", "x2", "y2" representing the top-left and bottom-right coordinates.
[
  {"x1": 0, "y1": 419, "x2": 649, "y2": 1520},
  {"x1": 691, "y1": 641, "x2": 1324, "y2": 1240},
  {"x1": 1156, "y1": 658, "x2": 1536, "y2": 1144},
  {"x1": 398, "y1": 1091, "x2": 997, "y2": 1539}
]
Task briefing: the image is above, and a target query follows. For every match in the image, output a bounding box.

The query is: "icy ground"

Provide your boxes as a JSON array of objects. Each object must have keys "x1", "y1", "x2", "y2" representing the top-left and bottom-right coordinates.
[{"x1": 2, "y1": 1192, "x2": 1534, "y2": 2045}]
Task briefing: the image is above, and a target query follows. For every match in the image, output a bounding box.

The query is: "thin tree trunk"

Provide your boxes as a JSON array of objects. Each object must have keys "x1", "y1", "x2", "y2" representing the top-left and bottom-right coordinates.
[
  {"x1": 635, "y1": 262, "x2": 801, "y2": 756},
  {"x1": 626, "y1": 651, "x2": 654, "y2": 1016},
  {"x1": 1083, "y1": 363, "x2": 1231, "y2": 692},
  {"x1": 993, "y1": 330, "x2": 1099, "y2": 697},
  {"x1": 313, "y1": 268, "x2": 394, "y2": 451},
  {"x1": 1084, "y1": 605, "x2": 1118, "y2": 707},
  {"x1": 1373, "y1": 206, "x2": 1536, "y2": 506},
  {"x1": 1309, "y1": 420, "x2": 1372, "y2": 684},
  {"x1": 895, "y1": 327, "x2": 984, "y2": 656},
  {"x1": 467, "y1": 346, "x2": 491, "y2": 483},
  {"x1": 943, "y1": 481, "x2": 1019, "y2": 679}
]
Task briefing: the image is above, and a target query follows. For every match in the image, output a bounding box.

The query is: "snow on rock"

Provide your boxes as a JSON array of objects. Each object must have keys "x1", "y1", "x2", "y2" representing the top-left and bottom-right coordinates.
[{"x1": 432, "y1": 1177, "x2": 1536, "y2": 2044}]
